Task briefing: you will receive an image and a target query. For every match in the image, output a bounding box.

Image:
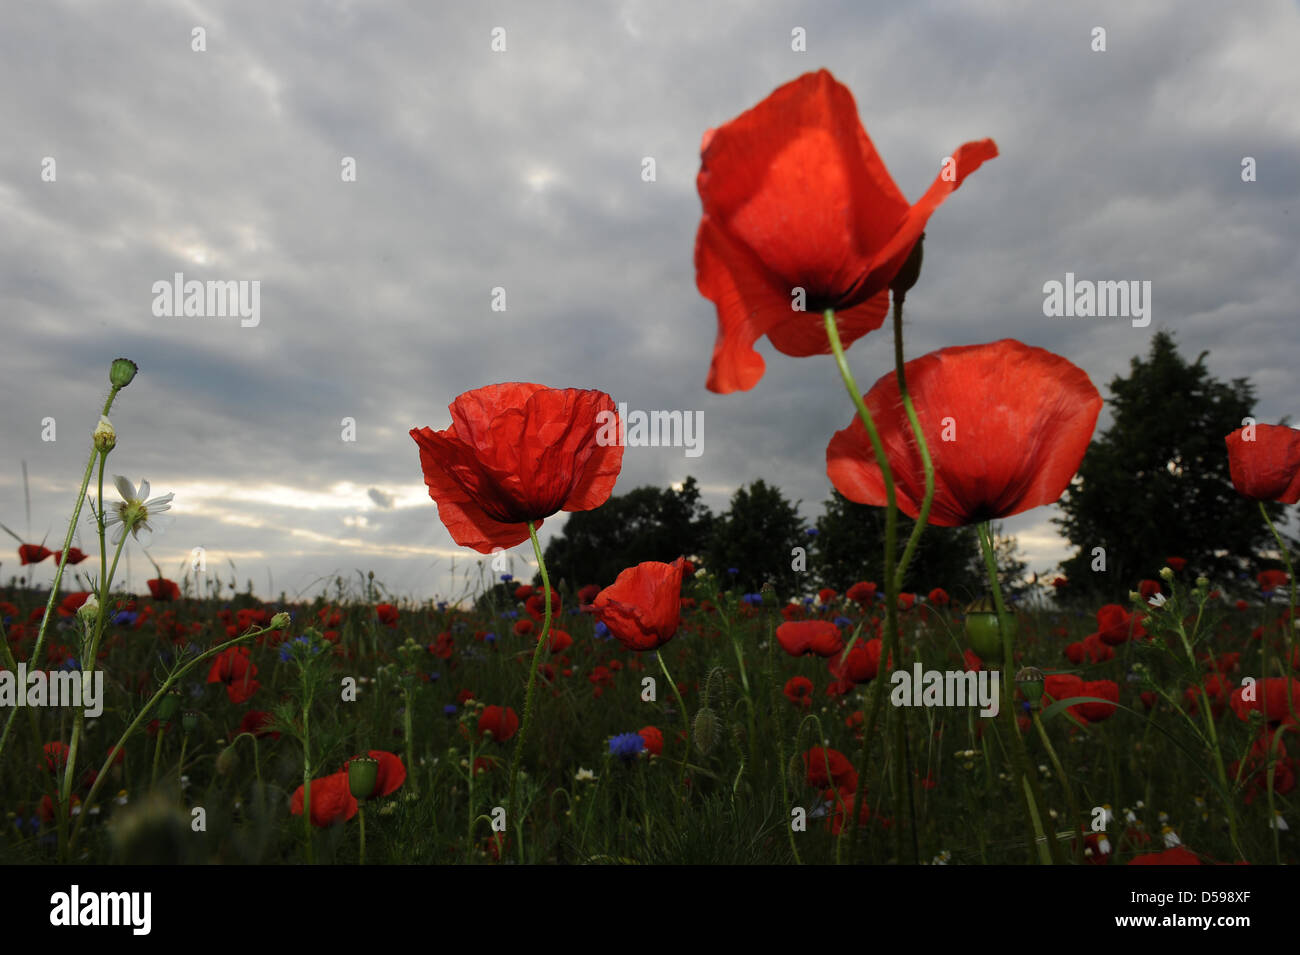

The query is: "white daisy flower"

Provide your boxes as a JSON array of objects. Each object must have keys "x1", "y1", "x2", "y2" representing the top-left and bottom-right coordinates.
[{"x1": 97, "y1": 476, "x2": 174, "y2": 545}]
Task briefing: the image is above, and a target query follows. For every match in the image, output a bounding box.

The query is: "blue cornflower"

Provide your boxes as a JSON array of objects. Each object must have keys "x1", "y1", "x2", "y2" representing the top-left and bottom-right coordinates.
[
  {"x1": 501, "y1": 574, "x2": 514, "y2": 583},
  {"x1": 805, "y1": 528, "x2": 819, "y2": 537},
  {"x1": 60, "y1": 657, "x2": 79, "y2": 671},
  {"x1": 741, "y1": 593, "x2": 763, "y2": 606},
  {"x1": 802, "y1": 596, "x2": 814, "y2": 606},
  {"x1": 833, "y1": 616, "x2": 854, "y2": 629},
  {"x1": 428, "y1": 672, "x2": 441, "y2": 682},
  {"x1": 443, "y1": 704, "x2": 458, "y2": 717},
  {"x1": 483, "y1": 632, "x2": 498, "y2": 644},
  {"x1": 728, "y1": 567, "x2": 739, "y2": 575},
  {"x1": 594, "y1": 621, "x2": 610, "y2": 640},
  {"x1": 608, "y1": 732, "x2": 645, "y2": 761},
  {"x1": 502, "y1": 610, "x2": 519, "y2": 620},
  {"x1": 111, "y1": 610, "x2": 138, "y2": 627}
]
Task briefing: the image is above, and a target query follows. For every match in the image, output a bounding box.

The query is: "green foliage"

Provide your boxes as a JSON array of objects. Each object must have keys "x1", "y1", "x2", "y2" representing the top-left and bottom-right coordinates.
[
  {"x1": 541, "y1": 476, "x2": 714, "y2": 590},
  {"x1": 703, "y1": 479, "x2": 805, "y2": 598},
  {"x1": 1055, "y1": 330, "x2": 1285, "y2": 596}
]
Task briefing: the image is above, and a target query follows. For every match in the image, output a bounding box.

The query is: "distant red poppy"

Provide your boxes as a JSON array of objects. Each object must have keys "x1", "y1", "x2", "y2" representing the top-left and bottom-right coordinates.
[
  {"x1": 57, "y1": 592, "x2": 91, "y2": 617},
  {"x1": 588, "y1": 559, "x2": 685, "y2": 652},
  {"x1": 1258, "y1": 569, "x2": 1289, "y2": 592},
  {"x1": 42, "y1": 741, "x2": 68, "y2": 773},
  {"x1": 237, "y1": 710, "x2": 279, "y2": 740},
  {"x1": 290, "y1": 772, "x2": 358, "y2": 827},
  {"x1": 784, "y1": 675, "x2": 815, "y2": 709},
  {"x1": 52, "y1": 548, "x2": 88, "y2": 565},
  {"x1": 207, "y1": 646, "x2": 259, "y2": 704},
  {"x1": 577, "y1": 584, "x2": 601, "y2": 605},
  {"x1": 897, "y1": 592, "x2": 916, "y2": 611},
  {"x1": 410, "y1": 383, "x2": 624, "y2": 552},
  {"x1": 694, "y1": 68, "x2": 997, "y2": 393},
  {"x1": 512, "y1": 619, "x2": 534, "y2": 637},
  {"x1": 1165, "y1": 557, "x2": 1186, "y2": 572},
  {"x1": 846, "y1": 581, "x2": 877, "y2": 605},
  {"x1": 18, "y1": 544, "x2": 51, "y2": 565},
  {"x1": 1077, "y1": 680, "x2": 1120, "y2": 723},
  {"x1": 526, "y1": 590, "x2": 561, "y2": 620},
  {"x1": 638, "y1": 726, "x2": 664, "y2": 757},
  {"x1": 827, "y1": 637, "x2": 886, "y2": 684},
  {"x1": 147, "y1": 578, "x2": 180, "y2": 601},
  {"x1": 1128, "y1": 847, "x2": 1201, "y2": 866},
  {"x1": 477, "y1": 705, "x2": 520, "y2": 742},
  {"x1": 1096, "y1": 604, "x2": 1145, "y2": 646},
  {"x1": 1230, "y1": 678, "x2": 1300, "y2": 724},
  {"x1": 375, "y1": 603, "x2": 399, "y2": 627},
  {"x1": 776, "y1": 620, "x2": 844, "y2": 658},
  {"x1": 928, "y1": 588, "x2": 950, "y2": 606},
  {"x1": 1225, "y1": 424, "x2": 1300, "y2": 503},
  {"x1": 803, "y1": 746, "x2": 858, "y2": 795},
  {"x1": 1138, "y1": 580, "x2": 1161, "y2": 599},
  {"x1": 827, "y1": 340, "x2": 1102, "y2": 526},
  {"x1": 545, "y1": 629, "x2": 573, "y2": 653},
  {"x1": 817, "y1": 588, "x2": 838, "y2": 604}
]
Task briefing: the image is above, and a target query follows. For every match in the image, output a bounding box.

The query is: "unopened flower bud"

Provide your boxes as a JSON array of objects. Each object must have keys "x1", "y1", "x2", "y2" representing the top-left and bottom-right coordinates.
[
  {"x1": 269, "y1": 611, "x2": 291, "y2": 631},
  {"x1": 1159, "y1": 566, "x2": 1174, "y2": 582},
  {"x1": 182, "y1": 711, "x2": 199, "y2": 734},
  {"x1": 93, "y1": 416, "x2": 116, "y2": 453},
  {"x1": 1195, "y1": 577, "x2": 1209, "y2": 590},
  {"x1": 109, "y1": 358, "x2": 138, "y2": 389},
  {"x1": 77, "y1": 593, "x2": 100, "y2": 625},
  {"x1": 348, "y1": 756, "x2": 379, "y2": 801}
]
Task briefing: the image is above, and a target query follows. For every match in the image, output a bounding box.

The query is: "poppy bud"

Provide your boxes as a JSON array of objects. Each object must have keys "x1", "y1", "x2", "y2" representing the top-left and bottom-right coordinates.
[
  {"x1": 269, "y1": 611, "x2": 291, "y2": 631},
  {"x1": 109, "y1": 358, "x2": 138, "y2": 389},
  {"x1": 182, "y1": 711, "x2": 199, "y2": 734},
  {"x1": 705, "y1": 666, "x2": 727, "y2": 710},
  {"x1": 889, "y1": 233, "x2": 924, "y2": 304},
  {"x1": 693, "y1": 707, "x2": 720, "y2": 756},
  {"x1": 1015, "y1": 666, "x2": 1045, "y2": 707},
  {"x1": 93, "y1": 416, "x2": 116, "y2": 453},
  {"x1": 215, "y1": 743, "x2": 239, "y2": 776},
  {"x1": 348, "y1": 756, "x2": 379, "y2": 801}
]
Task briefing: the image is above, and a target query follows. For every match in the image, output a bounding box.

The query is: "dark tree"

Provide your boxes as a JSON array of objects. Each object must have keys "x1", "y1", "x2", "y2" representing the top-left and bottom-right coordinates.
[
  {"x1": 1055, "y1": 329, "x2": 1284, "y2": 596},
  {"x1": 704, "y1": 479, "x2": 805, "y2": 598},
  {"x1": 812, "y1": 490, "x2": 1025, "y2": 602},
  {"x1": 541, "y1": 476, "x2": 714, "y2": 591}
]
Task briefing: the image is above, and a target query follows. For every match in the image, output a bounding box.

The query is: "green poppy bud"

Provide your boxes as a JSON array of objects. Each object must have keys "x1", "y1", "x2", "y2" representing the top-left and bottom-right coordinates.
[
  {"x1": 1016, "y1": 666, "x2": 1045, "y2": 706},
  {"x1": 693, "y1": 707, "x2": 720, "y2": 756},
  {"x1": 964, "y1": 597, "x2": 1012, "y2": 660}
]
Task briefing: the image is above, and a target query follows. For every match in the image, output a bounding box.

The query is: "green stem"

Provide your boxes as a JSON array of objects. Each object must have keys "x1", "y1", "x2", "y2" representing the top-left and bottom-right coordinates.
[
  {"x1": 657, "y1": 650, "x2": 691, "y2": 809},
  {"x1": 506, "y1": 522, "x2": 553, "y2": 849},
  {"x1": 823, "y1": 307, "x2": 903, "y2": 863},
  {"x1": 890, "y1": 298, "x2": 935, "y2": 592}
]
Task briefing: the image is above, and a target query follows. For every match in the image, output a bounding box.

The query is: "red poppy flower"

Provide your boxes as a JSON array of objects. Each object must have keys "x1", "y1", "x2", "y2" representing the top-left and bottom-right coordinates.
[
  {"x1": 1138, "y1": 579, "x2": 1161, "y2": 599},
  {"x1": 776, "y1": 620, "x2": 844, "y2": 658},
  {"x1": 846, "y1": 581, "x2": 877, "y2": 604},
  {"x1": 897, "y1": 592, "x2": 916, "y2": 611},
  {"x1": 694, "y1": 68, "x2": 997, "y2": 393},
  {"x1": 577, "y1": 584, "x2": 601, "y2": 605},
  {"x1": 784, "y1": 675, "x2": 814, "y2": 709},
  {"x1": 526, "y1": 590, "x2": 561, "y2": 620},
  {"x1": 817, "y1": 588, "x2": 838, "y2": 604},
  {"x1": 52, "y1": 548, "x2": 88, "y2": 565},
  {"x1": 828, "y1": 792, "x2": 871, "y2": 836},
  {"x1": 514, "y1": 584, "x2": 535, "y2": 601},
  {"x1": 638, "y1": 726, "x2": 664, "y2": 757},
  {"x1": 1230, "y1": 678, "x2": 1300, "y2": 724},
  {"x1": 57, "y1": 592, "x2": 91, "y2": 617},
  {"x1": 827, "y1": 340, "x2": 1102, "y2": 526},
  {"x1": 206, "y1": 646, "x2": 259, "y2": 704},
  {"x1": 1128, "y1": 847, "x2": 1201, "y2": 866},
  {"x1": 545, "y1": 629, "x2": 573, "y2": 653},
  {"x1": 237, "y1": 710, "x2": 279, "y2": 739},
  {"x1": 1258, "y1": 569, "x2": 1289, "y2": 592},
  {"x1": 1077, "y1": 680, "x2": 1120, "y2": 723},
  {"x1": 42, "y1": 741, "x2": 69, "y2": 773},
  {"x1": 588, "y1": 558, "x2": 685, "y2": 652},
  {"x1": 410, "y1": 383, "x2": 624, "y2": 552},
  {"x1": 147, "y1": 578, "x2": 180, "y2": 601},
  {"x1": 477, "y1": 705, "x2": 520, "y2": 742},
  {"x1": 512, "y1": 619, "x2": 534, "y2": 637},
  {"x1": 375, "y1": 603, "x2": 399, "y2": 627},
  {"x1": 344, "y1": 750, "x2": 407, "y2": 798},
  {"x1": 290, "y1": 772, "x2": 358, "y2": 827},
  {"x1": 1096, "y1": 604, "x2": 1146, "y2": 645},
  {"x1": 827, "y1": 637, "x2": 885, "y2": 684},
  {"x1": 1165, "y1": 557, "x2": 1186, "y2": 572},
  {"x1": 928, "y1": 588, "x2": 950, "y2": 606},
  {"x1": 1225, "y1": 424, "x2": 1300, "y2": 503},
  {"x1": 18, "y1": 544, "x2": 51, "y2": 565},
  {"x1": 803, "y1": 746, "x2": 858, "y2": 795}
]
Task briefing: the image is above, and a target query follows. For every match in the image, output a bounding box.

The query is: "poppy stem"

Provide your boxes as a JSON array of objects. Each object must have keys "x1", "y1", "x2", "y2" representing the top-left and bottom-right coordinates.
[
  {"x1": 823, "y1": 307, "x2": 905, "y2": 862},
  {"x1": 890, "y1": 297, "x2": 936, "y2": 592},
  {"x1": 977, "y1": 522, "x2": 1060, "y2": 863},
  {"x1": 505, "y1": 522, "x2": 553, "y2": 855},
  {"x1": 1259, "y1": 502, "x2": 1298, "y2": 726},
  {"x1": 657, "y1": 650, "x2": 692, "y2": 810}
]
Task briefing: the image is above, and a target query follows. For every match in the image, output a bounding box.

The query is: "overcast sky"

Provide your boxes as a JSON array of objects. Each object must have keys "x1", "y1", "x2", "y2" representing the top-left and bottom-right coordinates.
[{"x1": 2, "y1": 0, "x2": 1297, "y2": 604}]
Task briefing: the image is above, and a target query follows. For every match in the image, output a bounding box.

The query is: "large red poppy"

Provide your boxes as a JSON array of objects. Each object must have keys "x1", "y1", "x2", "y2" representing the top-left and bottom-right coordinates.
[
  {"x1": 826, "y1": 340, "x2": 1102, "y2": 526},
  {"x1": 694, "y1": 68, "x2": 997, "y2": 393},
  {"x1": 411, "y1": 383, "x2": 624, "y2": 552},
  {"x1": 588, "y1": 558, "x2": 685, "y2": 652},
  {"x1": 1225, "y1": 424, "x2": 1300, "y2": 503}
]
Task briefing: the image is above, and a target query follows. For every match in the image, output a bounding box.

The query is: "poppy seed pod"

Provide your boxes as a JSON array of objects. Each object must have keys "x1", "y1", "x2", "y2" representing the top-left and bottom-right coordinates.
[
  {"x1": 182, "y1": 711, "x2": 199, "y2": 734},
  {"x1": 157, "y1": 688, "x2": 181, "y2": 723},
  {"x1": 964, "y1": 597, "x2": 1011, "y2": 660},
  {"x1": 109, "y1": 358, "x2": 138, "y2": 389},
  {"x1": 348, "y1": 756, "x2": 379, "y2": 801},
  {"x1": 1016, "y1": 667, "x2": 1045, "y2": 707}
]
